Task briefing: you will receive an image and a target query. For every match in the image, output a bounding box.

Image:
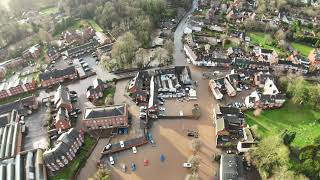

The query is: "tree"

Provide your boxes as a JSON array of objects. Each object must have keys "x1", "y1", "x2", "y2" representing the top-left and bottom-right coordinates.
[
  {"x1": 287, "y1": 76, "x2": 306, "y2": 104},
  {"x1": 248, "y1": 135, "x2": 290, "y2": 179},
  {"x1": 111, "y1": 32, "x2": 139, "y2": 69},
  {"x1": 191, "y1": 139, "x2": 202, "y2": 154},
  {"x1": 270, "y1": 167, "x2": 308, "y2": 180},
  {"x1": 308, "y1": 84, "x2": 320, "y2": 109},
  {"x1": 133, "y1": 15, "x2": 152, "y2": 48},
  {"x1": 275, "y1": 29, "x2": 286, "y2": 41},
  {"x1": 89, "y1": 168, "x2": 111, "y2": 180},
  {"x1": 188, "y1": 155, "x2": 200, "y2": 174},
  {"x1": 185, "y1": 173, "x2": 199, "y2": 180}
]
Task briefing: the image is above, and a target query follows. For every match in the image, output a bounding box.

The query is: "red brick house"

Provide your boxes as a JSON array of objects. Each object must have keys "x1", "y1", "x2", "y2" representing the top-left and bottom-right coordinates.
[
  {"x1": 82, "y1": 104, "x2": 128, "y2": 130},
  {"x1": 0, "y1": 76, "x2": 37, "y2": 100},
  {"x1": 54, "y1": 107, "x2": 71, "y2": 131},
  {"x1": 22, "y1": 44, "x2": 41, "y2": 59},
  {"x1": 45, "y1": 46, "x2": 61, "y2": 62},
  {"x1": 39, "y1": 66, "x2": 78, "y2": 88}
]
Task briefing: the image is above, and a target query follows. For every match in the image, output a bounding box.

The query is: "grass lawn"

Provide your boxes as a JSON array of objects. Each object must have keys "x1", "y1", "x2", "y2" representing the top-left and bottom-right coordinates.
[
  {"x1": 246, "y1": 100, "x2": 320, "y2": 147},
  {"x1": 87, "y1": 20, "x2": 104, "y2": 32},
  {"x1": 52, "y1": 135, "x2": 96, "y2": 180},
  {"x1": 248, "y1": 32, "x2": 284, "y2": 55},
  {"x1": 40, "y1": 7, "x2": 59, "y2": 16},
  {"x1": 290, "y1": 42, "x2": 314, "y2": 57}
]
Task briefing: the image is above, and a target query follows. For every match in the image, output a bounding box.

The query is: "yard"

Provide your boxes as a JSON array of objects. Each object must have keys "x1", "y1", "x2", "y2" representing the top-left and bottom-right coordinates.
[
  {"x1": 290, "y1": 42, "x2": 314, "y2": 57},
  {"x1": 52, "y1": 135, "x2": 97, "y2": 180},
  {"x1": 246, "y1": 100, "x2": 320, "y2": 147},
  {"x1": 248, "y1": 32, "x2": 283, "y2": 55}
]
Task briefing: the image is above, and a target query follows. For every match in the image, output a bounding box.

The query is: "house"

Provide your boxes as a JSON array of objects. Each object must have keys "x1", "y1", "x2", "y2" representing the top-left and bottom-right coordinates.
[
  {"x1": 94, "y1": 32, "x2": 110, "y2": 45},
  {"x1": 219, "y1": 154, "x2": 244, "y2": 180},
  {"x1": 209, "y1": 79, "x2": 224, "y2": 100},
  {"x1": 254, "y1": 71, "x2": 274, "y2": 88},
  {"x1": 0, "y1": 76, "x2": 37, "y2": 100},
  {"x1": 128, "y1": 71, "x2": 150, "y2": 104},
  {"x1": 39, "y1": 66, "x2": 78, "y2": 88},
  {"x1": 214, "y1": 106, "x2": 246, "y2": 146},
  {"x1": 245, "y1": 90, "x2": 260, "y2": 109},
  {"x1": 0, "y1": 96, "x2": 38, "y2": 115},
  {"x1": 82, "y1": 104, "x2": 129, "y2": 131},
  {"x1": 23, "y1": 44, "x2": 41, "y2": 59},
  {"x1": 275, "y1": 59, "x2": 308, "y2": 74},
  {"x1": 209, "y1": 76, "x2": 236, "y2": 100},
  {"x1": 184, "y1": 44, "x2": 198, "y2": 65},
  {"x1": 233, "y1": 58, "x2": 270, "y2": 70},
  {"x1": 86, "y1": 78, "x2": 109, "y2": 102},
  {"x1": 0, "y1": 149, "x2": 47, "y2": 180},
  {"x1": 46, "y1": 46, "x2": 61, "y2": 62},
  {"x1": 54, "y1": 85, "x2": 72, "y2": 112},
  {"x1": 253, "y1": 46, "x2": 278, "y2": 63},
  {"x1": 309, "y1": 49, "x2": 320, "y2": 68},
  {"x1": 54, "y1": 107, "x2": 71, "y2": 131},
  {"x1": 263, "y1": 78, "x2": 279, "y2": 95},
  {"x1": 43, "y1": 128, "x2": 84, "y2": 172}
]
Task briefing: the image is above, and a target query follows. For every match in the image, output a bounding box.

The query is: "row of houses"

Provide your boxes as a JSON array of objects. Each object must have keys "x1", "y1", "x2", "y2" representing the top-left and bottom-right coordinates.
[
  {"x1": 0, "y1": 76, "x2": 37, "y2": 100},
  {"x1": 39, "y1": 66, "x2": 79, "y2": 88},
  {"x1": 43, "y1": 128, "x2": 84, "y2": 172}
]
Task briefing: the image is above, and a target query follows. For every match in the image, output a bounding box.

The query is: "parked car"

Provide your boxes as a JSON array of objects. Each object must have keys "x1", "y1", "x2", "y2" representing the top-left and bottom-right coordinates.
[
  {"x1": 132, "y1": 146, "x2": 137, "y2": 154},
  {"x1": 120, "y1": 141, "x2": 125, "y2": 148},
  {"x1": 74, "y1": 108, "x2": 82, "y2": 114},
  {"x1": 106, "y1": 143, "x2": 112, "y2": 150},
  {"x1": 82, "y1": 63, "x2": 89, "y2": 68},
  {"x1": 70, "y1": 91, "x2": 77, "y2": 95},
  {"x1": 84, "y1": 67, "x2": 91, "y2": 72},
  {"x1": 183, "y1": 163, "x2": 192, "y2": 168},
  {"x1": 109, "y1": 156, "x2": 115, "y2": 165},
  {"x1": 159, "y1": 107, "x2": 165, "y2": 111}
]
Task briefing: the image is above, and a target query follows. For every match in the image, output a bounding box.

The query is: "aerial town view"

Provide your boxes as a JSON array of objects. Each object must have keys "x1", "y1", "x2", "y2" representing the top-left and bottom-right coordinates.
[{"x1": 0, "y1": 0, "x2": 320, "y2": 179}]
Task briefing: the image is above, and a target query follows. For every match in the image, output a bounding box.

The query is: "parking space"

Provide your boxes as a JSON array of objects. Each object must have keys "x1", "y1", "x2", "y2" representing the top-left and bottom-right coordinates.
[
  {"x1": 162, "y1": 99, "x2": 196, "y2": 116},
  {"x1": 23, "y1": 103, "x2": 49, "y2": 151}
]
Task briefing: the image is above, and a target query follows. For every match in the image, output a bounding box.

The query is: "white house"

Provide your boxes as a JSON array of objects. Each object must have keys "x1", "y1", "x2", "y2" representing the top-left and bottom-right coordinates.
[
  {"x1": 263, "y1": 78, "x2": 279, "y2": 95},
  {"x1": 245, "y1": 90, "x2": 260, "y2": 109}
]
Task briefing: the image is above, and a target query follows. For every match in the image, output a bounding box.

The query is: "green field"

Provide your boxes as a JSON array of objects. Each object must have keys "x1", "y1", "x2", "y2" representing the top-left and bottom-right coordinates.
[
  {"x1": 52, "y1": 135, "x2": 96, "y2": 180},
  {"x1": 40, "y1": 7, "x2": 59, "y2": 16},
  {"x1": 291, "y1": 42, "x2": 314, "y2": 57},
  {"x1": 246, "y1": 101, "x2": 320, "y2": 147},
  {"x1": 248, "y1": 32, "x2": 283, "y2": 54}
]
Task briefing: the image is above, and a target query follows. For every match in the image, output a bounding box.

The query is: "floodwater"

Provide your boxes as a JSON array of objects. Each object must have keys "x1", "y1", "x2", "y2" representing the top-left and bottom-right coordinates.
[{"x1": 111, "y1": 0, "x2": 219, "y2": 178}]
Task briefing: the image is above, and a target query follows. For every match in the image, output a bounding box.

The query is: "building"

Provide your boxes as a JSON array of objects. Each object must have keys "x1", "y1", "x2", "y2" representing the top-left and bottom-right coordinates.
[
  {"x1": 0, "y1": 110, "x2": 22, "y2": 159},
  {"x1": 86, "y1": 78, "x2": 110, "y2": 103},
  {"x1": 254, "y1": 71, "x2": 274, "y2": 88},
  {"x1": 43, "y1": 128, "x2": 84, "y2": 172},
  {"x1": 275, "y1": 60, "x2": 308, "y2": 74},
  {"x1": 209, "y1": 76, "x2": 236, "y2": 100},
  {"x1": 53, "y1": 85, "x2": 72, "y2": 112},
  {"x1": 220, "y1": 154, "x2": 244, "y2": 180},
  {"x1": 214, "y1": 106, "x2": 245, "y2": 146},
  {"x1": 128, "y1": 71, "x2": 150, "y2": 104},
  {"x1": 0, "y1": 76, "x2": 37, "y2": 100},
  {"x1": 184, "y1": 44, "x2": 198, "y2": 65},
  {"x1": 39, "y1": 66, "x2": 78, "y2": 88},
  {"x1": 263, "y1": 78, "x2": 279, "y2": 95},
  {"x1": 0, "y1": 96, "x2": 38, "y2": 115},
  {"x1": 23, "y1": 44, "x2": 41, "y2": 59},
  {"x1": 46, "y1": 46, "x2": 61, "y2": 62},
  {"x1": 54, "y1": 107, "x2": 71, "y2": 131},
  {"x1": 82, "y1": 104, "x2": 129, "y2": 131},
  {"x1": 0, "y1": 149, "x2": 47, "y2": 180}
]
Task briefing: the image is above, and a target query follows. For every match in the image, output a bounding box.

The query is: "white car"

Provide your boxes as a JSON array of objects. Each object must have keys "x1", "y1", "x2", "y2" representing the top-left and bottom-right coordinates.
[
  {"x1": 159, "y1": 107, "x2": 165, "y2": 111},
  {"x1": 183, "y1": 163, "x2": 192, "y2": 168},
  {"x1": 120, "y1": 141, "x2": 125, "y2": 148},
  {"x1": 109, "y1": 156, "x2": 115, "y2": 165},
  {"x1": 105, "y1": 143, "x2": 112, "y2": 150},
  {"x1": 132, "y1": 146, "x2": 137, "y2": 154}
]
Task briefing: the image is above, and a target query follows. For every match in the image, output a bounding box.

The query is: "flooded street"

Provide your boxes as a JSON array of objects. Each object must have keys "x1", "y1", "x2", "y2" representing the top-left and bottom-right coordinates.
[{"x1": 111, "y1": 0, "x2": 219, "y2": 179}]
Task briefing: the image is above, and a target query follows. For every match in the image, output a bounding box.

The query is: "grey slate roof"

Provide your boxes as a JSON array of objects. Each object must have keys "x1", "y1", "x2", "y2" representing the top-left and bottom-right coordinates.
[
  {"x1": 83, "y1": 104, "x2": 126, "y2": 120},
  {"x1": 39, "y1": 66, "x2": 77, "y2": 81}
]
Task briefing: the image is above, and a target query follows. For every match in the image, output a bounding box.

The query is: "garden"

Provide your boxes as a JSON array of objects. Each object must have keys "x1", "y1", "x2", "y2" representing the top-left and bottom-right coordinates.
[{"x1": 246, "y1": 100, "x2": 320, "y2": 147}]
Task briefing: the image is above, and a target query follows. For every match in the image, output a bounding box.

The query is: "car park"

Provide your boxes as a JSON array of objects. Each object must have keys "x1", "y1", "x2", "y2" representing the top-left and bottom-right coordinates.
[
  {"x1": 109, "y1": 156, "x2": 115, "y2": 165},
  {"x1": 120, "y1": 141, "x2": 125, "y2": 148}
]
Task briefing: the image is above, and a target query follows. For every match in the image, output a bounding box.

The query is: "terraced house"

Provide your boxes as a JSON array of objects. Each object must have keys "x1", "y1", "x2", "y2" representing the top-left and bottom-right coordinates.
[
  {"x1": 39, "y1": 66, "x2": 78, "y2": 88},
  {"x1": 43, "y1": 128, "x2": 84, "y2": 172}
]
